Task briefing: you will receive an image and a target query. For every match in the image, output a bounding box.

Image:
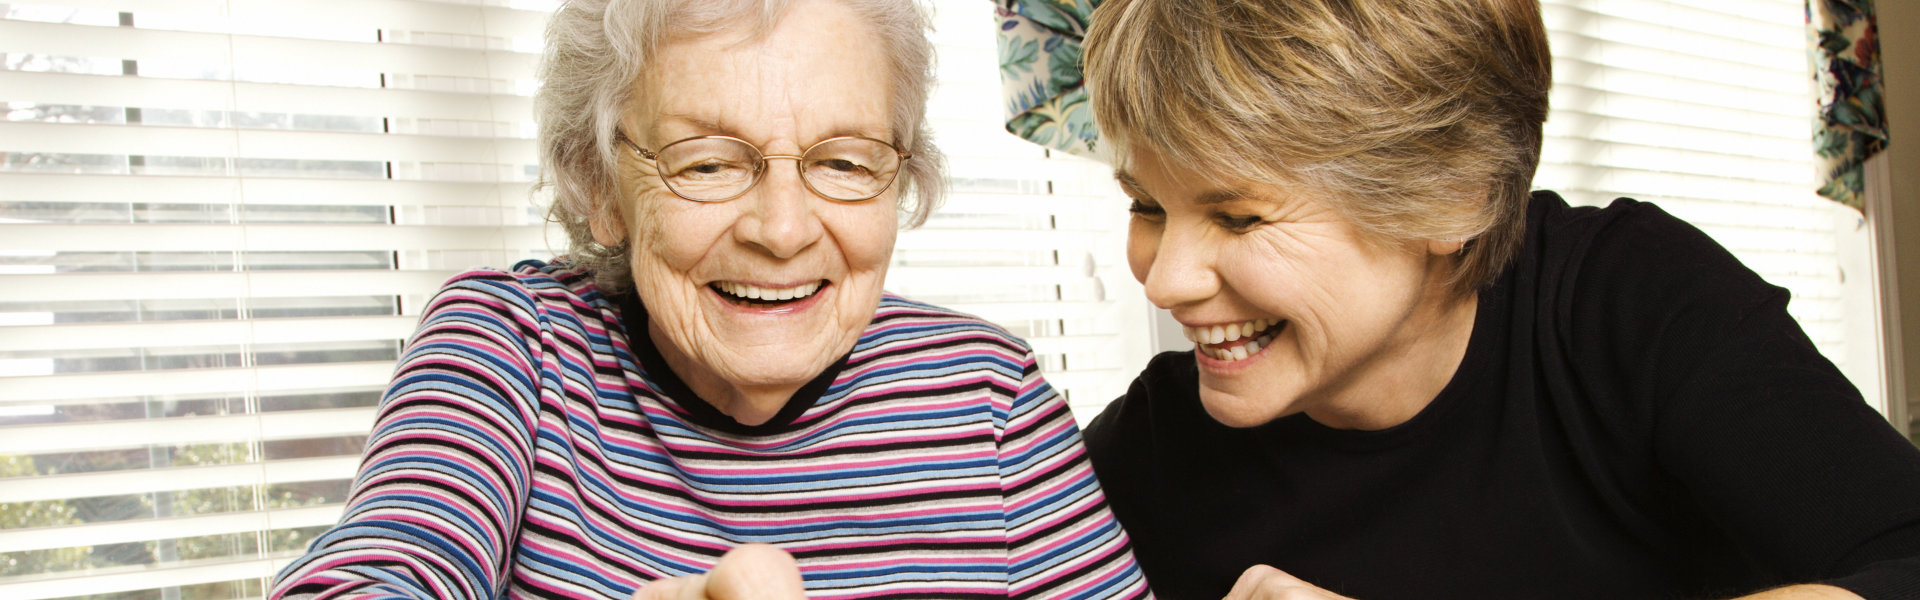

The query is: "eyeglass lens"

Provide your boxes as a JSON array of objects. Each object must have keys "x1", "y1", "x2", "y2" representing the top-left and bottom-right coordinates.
[{"x1": 654, "y1": 137, "x2": 903, "y2": 202}]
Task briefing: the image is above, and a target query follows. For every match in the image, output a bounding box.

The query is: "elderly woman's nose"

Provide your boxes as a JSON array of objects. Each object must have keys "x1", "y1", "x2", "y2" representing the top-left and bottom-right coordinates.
[
  {"x1": 1140, "y1": 232, "x2": 1220, "y2": 310},
  {"x1": 732, "y1": 168, "x2": 825, "y2": 258}
]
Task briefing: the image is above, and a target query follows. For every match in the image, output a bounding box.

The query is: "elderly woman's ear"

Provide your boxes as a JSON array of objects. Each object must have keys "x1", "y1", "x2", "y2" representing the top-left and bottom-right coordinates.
[{"x1": 589, "y1": 200, "x2": 628, "y2": 248}]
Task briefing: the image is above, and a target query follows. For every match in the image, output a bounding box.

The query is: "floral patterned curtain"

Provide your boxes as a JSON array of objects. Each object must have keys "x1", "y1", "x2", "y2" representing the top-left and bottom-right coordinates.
[
  {"x1": 994, "y1": 0, "x2": 1104, "y2": 160},
  {"x1": 1808, "y1": 0, "x2": 1887, "y2": 211}
]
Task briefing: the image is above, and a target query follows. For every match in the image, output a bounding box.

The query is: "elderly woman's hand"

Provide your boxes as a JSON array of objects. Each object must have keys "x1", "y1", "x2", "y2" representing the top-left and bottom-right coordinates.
[
  {"x1": 631, "y1": 544, "x2": 807, "y2": 600},
  {"x1": 1224, "y1": 565, "x2": 1358, "y2": 600}
]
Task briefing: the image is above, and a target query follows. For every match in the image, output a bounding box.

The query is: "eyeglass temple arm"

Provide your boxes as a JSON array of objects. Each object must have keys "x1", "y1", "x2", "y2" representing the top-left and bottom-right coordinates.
[{"x1": 613, "y1": 130, "x2": 658, "y2": 160}]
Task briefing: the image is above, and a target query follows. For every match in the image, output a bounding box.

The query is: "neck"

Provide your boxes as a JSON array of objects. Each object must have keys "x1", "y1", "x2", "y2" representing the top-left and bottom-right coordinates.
[
  {"x1": 1305, "y1": 283, "x2": 1480, "y2": 432},
  {"x1": 646, "y1": 320, "x2": 799, "y2": 427}
]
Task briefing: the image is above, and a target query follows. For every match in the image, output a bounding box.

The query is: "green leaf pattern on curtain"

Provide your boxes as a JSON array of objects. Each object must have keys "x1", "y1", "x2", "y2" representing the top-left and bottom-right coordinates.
[
  {"x1": 1807, "y1": 0, "x2": 1887, "y2": 211},
  {"x1": 996, "y1": 0, "x2": 1105, "y2": 159}
]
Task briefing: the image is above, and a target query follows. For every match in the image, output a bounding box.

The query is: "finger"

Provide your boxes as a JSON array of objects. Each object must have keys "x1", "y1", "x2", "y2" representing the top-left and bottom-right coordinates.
[
  {"x1": 706, "y1": 543, "x2": 806, "y2": 600},
  {"x1": 631, "y1": 574, "x2": 711, "y2": 600},
  {"x1": 1224, "y1": 564, "x2": 1304, "y2": 600}
]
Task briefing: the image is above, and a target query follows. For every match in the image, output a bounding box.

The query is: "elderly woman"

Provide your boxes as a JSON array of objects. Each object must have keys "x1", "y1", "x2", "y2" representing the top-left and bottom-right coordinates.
[
  {"x1": 269, "y1": 0, "x2": 1151, "y2": 598},
  {"x1": 1075, "y1": 0, "x2": 1920, "y2": 599}
]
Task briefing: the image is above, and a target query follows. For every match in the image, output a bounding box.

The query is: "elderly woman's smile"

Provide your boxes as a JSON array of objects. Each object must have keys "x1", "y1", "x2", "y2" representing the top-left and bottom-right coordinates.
[{"x1": 709, "y1": 280, "x2": 825, "y2": 305}]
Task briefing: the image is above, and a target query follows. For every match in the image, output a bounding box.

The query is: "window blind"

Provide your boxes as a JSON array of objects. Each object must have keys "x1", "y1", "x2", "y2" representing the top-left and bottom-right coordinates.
[
  {"x1": 1533, "y1": 0, "x2": 1882, "y2": 406},
  {"x1": 0, "y1": 1, "x2": 557, "y2": 597},
  {"x1": 0, "y1": 1, "x2": 1153, "y2": 598},
  {"x1": 903, "y1": 1, "x2": 1150, "y2": 421}
]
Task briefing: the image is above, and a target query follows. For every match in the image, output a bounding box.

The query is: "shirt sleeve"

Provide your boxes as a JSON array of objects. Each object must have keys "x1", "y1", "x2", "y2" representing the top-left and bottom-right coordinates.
[
  {"x1": 271, "y1": 272, "x2": 545, "y2": 600},
  {"x1": 1572, "y1": 202, "x2": 1920, "y2": 599},
  {"x1": 998, "y1": 352, "x2": 1154, "y2": 599},
  {"x1": 1654, "y1": 291, "x2": 1920, "y2": 599}
]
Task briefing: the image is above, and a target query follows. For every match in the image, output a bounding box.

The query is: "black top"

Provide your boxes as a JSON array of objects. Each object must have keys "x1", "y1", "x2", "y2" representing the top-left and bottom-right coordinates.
[{"x1": 1085, "y1": 192, "x2": 1920, "y2": 599}]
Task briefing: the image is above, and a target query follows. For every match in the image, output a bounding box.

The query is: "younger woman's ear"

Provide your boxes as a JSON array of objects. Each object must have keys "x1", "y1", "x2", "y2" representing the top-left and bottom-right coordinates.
[{"x1": 1426, "y1": 237, "x2": 1466, "y2": 256}]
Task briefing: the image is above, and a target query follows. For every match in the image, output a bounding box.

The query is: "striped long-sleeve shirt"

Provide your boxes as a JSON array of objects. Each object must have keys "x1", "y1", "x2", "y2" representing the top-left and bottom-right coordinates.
[{"x1": 271, "y1": 261, "x2": 1152, "y2": 600}]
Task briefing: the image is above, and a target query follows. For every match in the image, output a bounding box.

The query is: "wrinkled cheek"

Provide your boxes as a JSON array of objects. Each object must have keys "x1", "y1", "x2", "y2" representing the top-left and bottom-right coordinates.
[
  {"x1": 843, "y1": 201, "x2": 899, "y2": 270},
  {"x1": 631, "y1": 201, "x2": 727, "y2": 276}
]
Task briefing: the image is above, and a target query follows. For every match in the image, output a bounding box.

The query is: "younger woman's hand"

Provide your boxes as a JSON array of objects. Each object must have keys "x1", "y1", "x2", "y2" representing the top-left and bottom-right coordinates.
[
  {"x1": 1224, "y1": 565, "x2": 1357, "y2": 600},
  {"x1": 632, "y1": 544, "x2": 807, "y2": 600}
]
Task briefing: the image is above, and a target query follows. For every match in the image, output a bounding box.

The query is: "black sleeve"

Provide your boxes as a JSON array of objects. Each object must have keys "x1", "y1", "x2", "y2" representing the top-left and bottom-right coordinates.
[{"x1": 1570, "y1": 201, "x2": 1920, "y2": 598}]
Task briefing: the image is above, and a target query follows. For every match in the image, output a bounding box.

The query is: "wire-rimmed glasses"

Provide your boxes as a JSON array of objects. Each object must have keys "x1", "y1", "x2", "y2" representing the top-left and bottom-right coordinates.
[{"x1": 617, "y1": 131, "x2": 911, "y2": 202}]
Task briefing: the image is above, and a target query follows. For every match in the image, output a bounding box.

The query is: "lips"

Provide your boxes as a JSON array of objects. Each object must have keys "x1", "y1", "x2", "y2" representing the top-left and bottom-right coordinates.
[{"x1": 1184, "y1": 318, "x2": 1286, "y2": 362}]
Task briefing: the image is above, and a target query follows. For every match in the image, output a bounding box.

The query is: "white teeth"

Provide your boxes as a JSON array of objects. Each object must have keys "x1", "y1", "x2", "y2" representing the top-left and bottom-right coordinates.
[
  {"x1": 1228, "y1": 345, "x2": 1248, "y2": 361},
  {"x1": 1243, "y1": 339, "x2": 1262, "y2": 356},
  {"x1": 1183, "y1": 318, "x2": 1281, "y2": 344},
  {"x1": 717, "y1": 280, "x2": 821, "y2": 302}
]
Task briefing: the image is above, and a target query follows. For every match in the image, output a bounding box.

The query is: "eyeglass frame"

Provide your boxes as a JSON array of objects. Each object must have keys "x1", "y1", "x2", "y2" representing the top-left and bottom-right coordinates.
[{"x1": 615, "y1": 129, "x2": 913, "y2": 203}]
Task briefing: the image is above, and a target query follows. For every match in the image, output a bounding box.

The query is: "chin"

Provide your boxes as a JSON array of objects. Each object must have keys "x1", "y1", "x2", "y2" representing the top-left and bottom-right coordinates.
[
  {"x1": 1196, "y1": 383, "x2": 1293, "y2": 428},
  {"x1": 726, "y1": 355, "x2": 832, "y2": 387}
]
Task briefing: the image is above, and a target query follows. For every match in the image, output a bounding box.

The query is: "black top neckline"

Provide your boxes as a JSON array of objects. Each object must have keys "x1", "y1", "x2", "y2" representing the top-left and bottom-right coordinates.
[{"x1": 616, "y1": 291, "x2": 849, "y2": 436}]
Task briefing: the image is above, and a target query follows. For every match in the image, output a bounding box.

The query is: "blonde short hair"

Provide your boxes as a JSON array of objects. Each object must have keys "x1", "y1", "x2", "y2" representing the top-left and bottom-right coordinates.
[
  {"x1": 1084, "y1": 0, "x2": 1551, "y2": 296},
  {"x1": 536, "y1": 0, "x2": 945, "y2": 293}
]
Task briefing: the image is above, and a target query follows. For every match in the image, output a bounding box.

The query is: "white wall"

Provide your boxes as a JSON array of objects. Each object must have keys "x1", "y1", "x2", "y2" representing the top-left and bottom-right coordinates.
[{"x1": 1877, "y1": 0, "x2": 1920, "y2": 439}]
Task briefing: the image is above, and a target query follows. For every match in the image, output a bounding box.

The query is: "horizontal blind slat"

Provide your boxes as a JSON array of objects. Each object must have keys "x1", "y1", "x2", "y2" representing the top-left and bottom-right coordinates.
[
  {"x1": 937, "y1": 301, "x2": 1120, "y2": 324},
  {"x1": 0, "y1": 270, "x2": 463, "y2": 302},
  {"x1": 0, "y1": 316, "x2": 419, "y2": 352},
  {"x1": 0, "y1": 555, "x2": 289, "y2": 600},
  {"x1": 0, "y1": 223, "x2": 551, "y2": 252},
  {"x1": 0, "y1": 173, "x2": 537, "y2": 207},
  {"x1": 0, "y1": 70, "x2": 533, "y2": 121},
  {"x1": 885, "y1": 266, "x2": 1090, "y2": 288},
  {"x1": 0, "y1": 456, "x2": 362, "y2": 503},
  {"x1": 0, "y1": 19, "x2": 538, "y2": 79},
  {"x1": 0, "y1": 408, "x2": 379, "y2": 453},
  {"x1": 0, "y1": 122, "x2": 538, "y2": 164},
  {"x1": 1549, "y1": 58, "x2": 1809, "y2": 116},
  {"x1": 26, "y1": 0, "x2": 546, "y2": 39},
  {"x1": 1548, "y1": 84, "x2": 1807, "y2": 136},
  {"x1": 893, "y1": 228, "x2": 1101, "y2": 252},
  {"x1": 0, "y1": 505, "x2": 344, "y2": 554},
  {"x1": 0, "y1": 362, "x2": 394, "y2": 404}
]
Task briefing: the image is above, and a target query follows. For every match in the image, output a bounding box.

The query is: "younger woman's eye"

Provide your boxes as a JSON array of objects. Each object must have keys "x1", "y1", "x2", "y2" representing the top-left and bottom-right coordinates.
[
  {"x1": 1127, "y1": 199, "x2": 1165, "y2": 219},
  {"x1": 1215, "y1": 214, "x2": 1263, "y2": 231}
]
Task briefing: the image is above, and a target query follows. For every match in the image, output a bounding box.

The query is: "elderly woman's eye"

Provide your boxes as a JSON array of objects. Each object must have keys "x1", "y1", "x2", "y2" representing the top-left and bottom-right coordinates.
[
  {"x1": 674, "y1": 159, "x2": 748, "y2": 180},
  {"x1": 1216, "y1": 214, "x2": 1263, "y2": 231},
  {"x1": 814, "y1": 158, "x2": 871, "y2": 174}
]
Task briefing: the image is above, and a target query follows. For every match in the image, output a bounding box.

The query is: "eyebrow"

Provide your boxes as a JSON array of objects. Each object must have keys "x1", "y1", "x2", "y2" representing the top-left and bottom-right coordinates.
[
  {"x1": 1113, "y1": 171, "x2": 1146, "y2": 196},
  {"x1": 651, "y1": 115, "x2": 891, "y2": 146},
  {"x1": 1112, "y1": 170, "x2": 1246, "y2": 205},
  {"x1": 650, "y1": 114, "x2": 732, "y2": 144}
]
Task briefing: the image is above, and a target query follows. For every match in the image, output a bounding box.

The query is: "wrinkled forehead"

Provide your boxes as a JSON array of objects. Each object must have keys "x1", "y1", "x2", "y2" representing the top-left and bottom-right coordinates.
[{"x1": 630, "y1": 2, "x2": 894, "y2": 147}]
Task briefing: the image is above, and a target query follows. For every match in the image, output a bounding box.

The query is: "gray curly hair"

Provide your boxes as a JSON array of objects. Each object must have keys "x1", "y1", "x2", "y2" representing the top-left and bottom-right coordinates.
[{"x1": 536, "y1": 0, "x2": 946, "y2": 293}]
